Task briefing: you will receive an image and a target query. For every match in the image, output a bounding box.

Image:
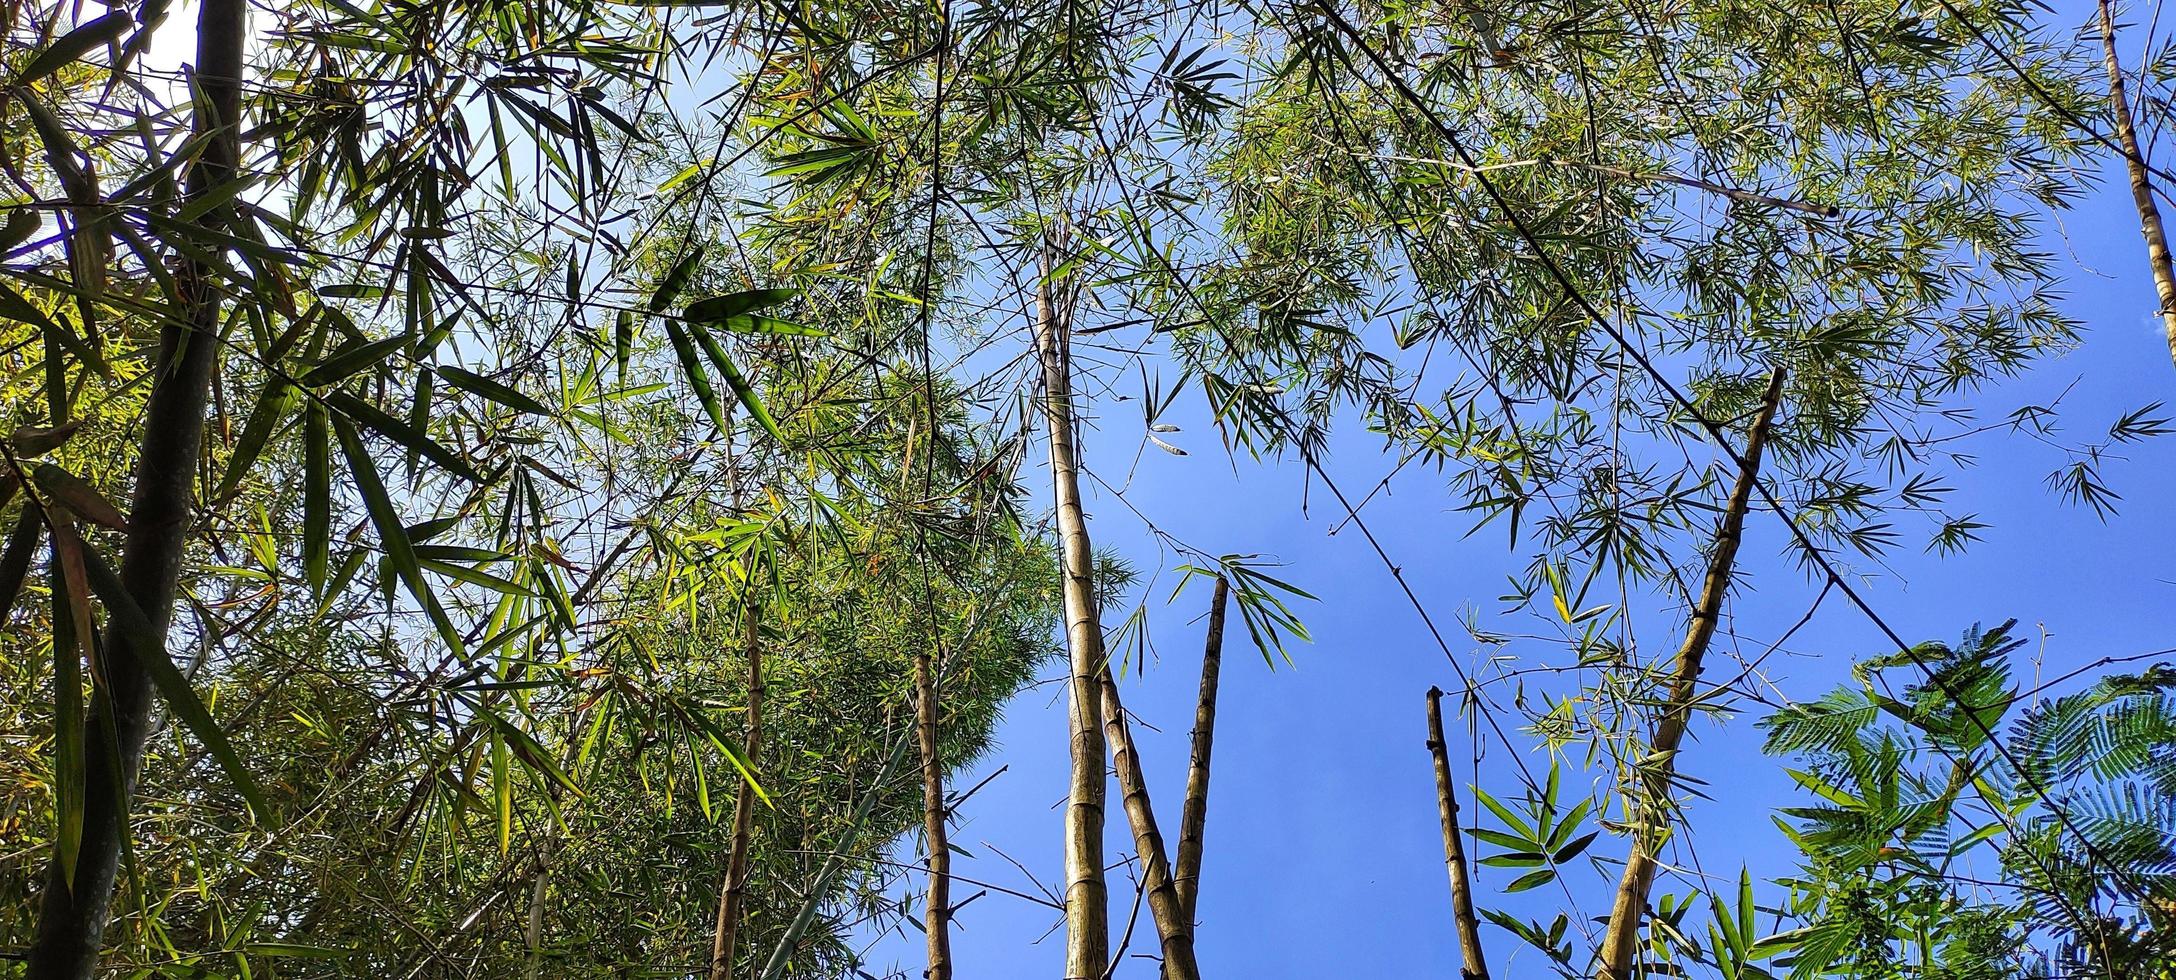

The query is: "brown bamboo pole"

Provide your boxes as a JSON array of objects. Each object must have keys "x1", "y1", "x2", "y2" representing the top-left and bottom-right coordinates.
[
  {"x1": 2097, "y1": 0, "x2": 2176, "y2": 369},
  {"x1": 710, "y1": 606, "x2": 765, "y2": 980},
  {"x1": 1172, "y1": 575, "x2": 1229, "y2": 924},
  {"x1": 1097, "y1": 665, "x2": 1201, "y2": 980},
  {"x1": 1030, "y1": 238, "x2": 1110, "y2": 980},
  {"x1": 1425, "y1": 687, "x2": 1489, "y2": 980},
  {"x1": 27, "y1": 4, "x2": 246, "y2": 977},
  {"x1": 915, "y1": 647, "x2": 954, "y2": 980},
  {"x1": 1593, "y1": 369, "x2": 1786, "y2": 980}
]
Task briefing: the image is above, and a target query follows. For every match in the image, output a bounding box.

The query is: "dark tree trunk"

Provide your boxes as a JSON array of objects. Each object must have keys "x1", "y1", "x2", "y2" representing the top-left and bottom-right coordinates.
[{"x1": 28, "y1": 3, "x2": 247, "y2": 976}]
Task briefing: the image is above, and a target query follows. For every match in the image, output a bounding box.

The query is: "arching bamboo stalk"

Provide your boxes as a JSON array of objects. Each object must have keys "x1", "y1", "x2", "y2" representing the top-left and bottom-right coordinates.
[
  {"x1": 1173, "y1": 574, "x2": 1229, "y2": 923},
  {"x1": 1594, "y1": 369, "x2": 1786, "y2": 980}
]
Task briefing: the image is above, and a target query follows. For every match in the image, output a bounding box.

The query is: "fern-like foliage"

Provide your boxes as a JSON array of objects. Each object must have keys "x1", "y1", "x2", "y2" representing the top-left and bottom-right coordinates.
[{"x1": 1757, "y1": 622, "x2": 2176, "y2": 979}]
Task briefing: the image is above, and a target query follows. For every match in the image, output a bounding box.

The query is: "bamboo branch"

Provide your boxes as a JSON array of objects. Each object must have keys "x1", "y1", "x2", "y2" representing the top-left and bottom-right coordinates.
[
  {"x1": 1172, "y1": 575, "x2": 1228, "y2": 923},
  {"x1": 1098, "y1": 665, "x2": 1201, "y2": 980},
  {"x1": 1031, "y1": 238, "x2": 1110, "y2": 980},
  {"x1": 1594, "y1": 368, "x2": 1786, "y2": 980},
  {"x1": 915, "y1": 648, "x2": 954, "y2": 980},
  {"x1": 710, "y1": 606, "x2": 765, "y2": 980},
  {"x1": 28, "y1": 4, "x2": 246, "y2": 977},
  {"x1": 2097, "y1": 0, "x2": 2176, "y2": 369},
  {"x1": 1425, "y1": 687, "x2": 1489, "y2": 980}
]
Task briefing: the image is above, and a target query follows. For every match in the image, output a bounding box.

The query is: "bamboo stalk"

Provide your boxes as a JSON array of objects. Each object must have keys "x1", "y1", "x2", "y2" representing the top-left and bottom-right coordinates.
[
  {"x1": 710, "y1": 606, "x2": 765, "y2": 980},
  {"x1": 1031, "y1": 238, "x2": 1110, "y2": 980},
  {"x1": 1593, "y1": 368, "x2": 1785, "y2": 980},
  {"x1": 2097, "y1": 0, "x2": 2176, "y2": 369},
  {"x1": 915, "y1": 648, "x2": 954, "y2": 980},
  {"x1": 1173, "y1": 574, "x2": 1229, "y2": 923},
  {"x1": 1098, "y1": 665, "x2": 1201, "y2": 980},
  {"x1": 1426, "y1": 687, "x2": 1489, "y2": 980},
  {"x1": 27, "y1": 4, "x2": 247, "y2": 977}
]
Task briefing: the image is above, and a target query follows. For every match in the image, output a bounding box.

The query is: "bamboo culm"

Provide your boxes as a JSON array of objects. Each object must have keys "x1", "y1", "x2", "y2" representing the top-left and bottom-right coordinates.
[
  {"x1": 1426, "y1": 687, "x2": 1490, "y2": 980},
  {"x1": 1031, "y1": 240, "x2": 1110, "y2": 980},
  {"x1": 27, "y1": 3, "x2": 247, "y2": 977},
  {"x1": 710, "y1": 606, "x2": 765, "y2": 980},
  {"x1": 1173, "y1": 575, "x2": 1229, "y2": 924},
  {"x1": 915, "y1": 648, "x2": 954, "y2": 980},
  {"x1": 2096, "y1": 0, "x2": 2176, "y2": 369},
  {"x1": 1593, "y1": 369, "x2": 1786, "y2": 980}
]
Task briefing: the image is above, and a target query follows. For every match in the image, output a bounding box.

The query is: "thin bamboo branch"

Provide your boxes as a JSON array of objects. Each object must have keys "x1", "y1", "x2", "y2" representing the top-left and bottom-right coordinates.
[
  {"x1": 1172, "y1": 575, "x2": 1228, "y2": 924},
  {"x1": 2097, "y1": 0, "x2": 2176, "y2": 368},
  {"x1": 915, "y1": 648, "x2": 954, "y2": 980},
  {"x1": 1098, "y1": 665, "x2": 1201, "y2": 980},
  {"x1": 710, "y1": 606, "x2": 765, "y2": 980},
  {"x1": 1426, "y1": 687, "x2": 1490, "y2": 980},
  {"x1": 1031, "y1": 237, "x2": 1110, "y2": 980},
  {"x1": 28, "y1": 4, "x2": 246, "y2": 977},
  {"x1": 1594, "y1": 368, "x2": 1786, "y2": 980}
]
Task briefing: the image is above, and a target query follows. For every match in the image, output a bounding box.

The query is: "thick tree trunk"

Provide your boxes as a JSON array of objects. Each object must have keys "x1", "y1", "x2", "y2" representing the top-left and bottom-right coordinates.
[
  {"x1": 27, "y1": 4, "x2": 247, "y2": 977},
  {"x1": 1172, "y1": 575, "x2": 1228, "y2": 924},
  {"x1": 710, "y1": 607, "x2": 765, "y2": 980},
  {"x1": 1593, "y1": 369, "x2": 1785, "y2": 980},
  {"x1": 1097, "y1": 666, "x2": 1200, "y2": 980},
  {"x1": 915, "y1": 648, "x2": 954, "y2": 980},
  {"x1": 1425, "y1": 687, "x2": 1489, "y2": 980},
  {"x1": 1030, "y1": 244, "x2": 1110, "y2": 980},
  {"x1": 2097, "y1": 0, "x2": 2176, "y2": 368}
]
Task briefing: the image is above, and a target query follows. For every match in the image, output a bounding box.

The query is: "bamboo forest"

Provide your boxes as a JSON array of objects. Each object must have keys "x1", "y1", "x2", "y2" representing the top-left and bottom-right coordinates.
[{"x1": 3, "y1": 0, "x2": 2176, "y2": 976}]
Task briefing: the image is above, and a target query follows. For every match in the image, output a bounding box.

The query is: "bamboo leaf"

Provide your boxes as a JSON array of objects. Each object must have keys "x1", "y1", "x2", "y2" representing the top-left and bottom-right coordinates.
[
  {"x1": 16, "y1": 11, "x2": 130, "y2": 86},
  {"x1": 73, "y1": 537, "x2": 271, "y2": 822},
  {"x1": 332, "y1": 413, "x2": 467, "y2": 658},
  {"x1": 325, "y1": 390, "x2": 481, "y2": 482},
  {"x1": 438, "y1": 366, "x2": 555, "y2": 417},
  {"x1": 215, "y1": 379, "x2": 299, "y2": 501},
  {"x1": 32, "y1": 463, "x2": 128, "y2": 530},
  {"x1": 691, "y1": 325, "x2": 784, "y2": 445},
  {"x1": 662, "y1": 319, "x2": 729, "y2": 433}
]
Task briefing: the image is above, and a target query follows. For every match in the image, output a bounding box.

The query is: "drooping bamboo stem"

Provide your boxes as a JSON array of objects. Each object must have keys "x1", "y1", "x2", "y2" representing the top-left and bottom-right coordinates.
[
  {"x1": 1593, "y1": 368, "x2": 1785, "y2": 980},
  {"x1": 1425, "y1": 686, "x2": 1489, "y2": 980},
  {"x1": 1031, "y1": 238, "x2": 1110, "y2": 980},
  {"x1": 1172, "y1": 574, "x2": 1228, "y2": 923},
  {"x1": 915, "y1": 647, "x2": 954, "y2": 980},
  {"x1": 28, "y1": 4, "x2": 246, "y2": 977},
  {"x1": 2097, "y1": 0, "x2": 2176, "y2": 369},
  {"x1": 1098, "y1": 665, "x2": 1201, "y2": 980},
  {"x1": 710, "y1": 605, "x2": 765, "y2": 980}
]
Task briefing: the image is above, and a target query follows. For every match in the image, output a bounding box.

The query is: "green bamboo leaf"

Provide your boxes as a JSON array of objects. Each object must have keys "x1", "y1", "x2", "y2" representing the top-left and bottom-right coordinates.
[
  {"x1": 301, "y1": 334, "x2": 408, "y2": 387},
  {"x1": 1503, "y1": 868, "x2": 1557, "y2": 893},
  {"x1": 662, "y1": 319, "x2": 729, "y2": 433},
  {"x1": 682, "y1": 288, "x2": 798, "y2": 324},
  {"x1": 480, "y1": 708, "x2": 581, "y2": 797},
  {"x1": 332, "y1": 413, "x2": 467, "y2": 658},
  {"x1": 691, "y1": 325, "x2": 784, "y2": 445},
  {"x1": 303, "y1": 401, "x2": 330, "y2": 596},
  {"x1": 324, "y1": 390, "x2": 481, "y2": 482},
  {"x1": 74, "y1": 537, "x2": 270, "y2": 822},
  {"x1": 1472, "y1": 785, "x2": 1537, "y2": 840},
  {"x1": 675, "y1": 701, "x2": 770, "y2": 805},
  {"x1": 0, "y1": 507, "x2": 43, "y2": 622},
  {"x1": 48, "y1": 530, "x2": 90, "y2": 884},
  {"x1": 647, "y1": 247, "x2": 705, "y2": 313},
  {"x1": 16, "y1": 11, "x2": 129, "y2": 86},
  {"x1": 215, "y1": 379, "x2": 300, "y2": 501},
  {"x1": 438, "y1": 365, "x2": 555, "y2": 417}
]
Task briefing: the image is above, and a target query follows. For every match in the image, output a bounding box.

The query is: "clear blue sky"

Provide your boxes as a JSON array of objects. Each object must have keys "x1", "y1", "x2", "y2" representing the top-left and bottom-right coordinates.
[{"x1": 850, "y1": 115, "x2": 2176, "y2": 980}]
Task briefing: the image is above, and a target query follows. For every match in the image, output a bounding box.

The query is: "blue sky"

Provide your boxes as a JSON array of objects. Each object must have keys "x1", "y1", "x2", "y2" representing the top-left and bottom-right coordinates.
[{"x1": 850, "y1": 117, "x2": 2176, "y2": 980}]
